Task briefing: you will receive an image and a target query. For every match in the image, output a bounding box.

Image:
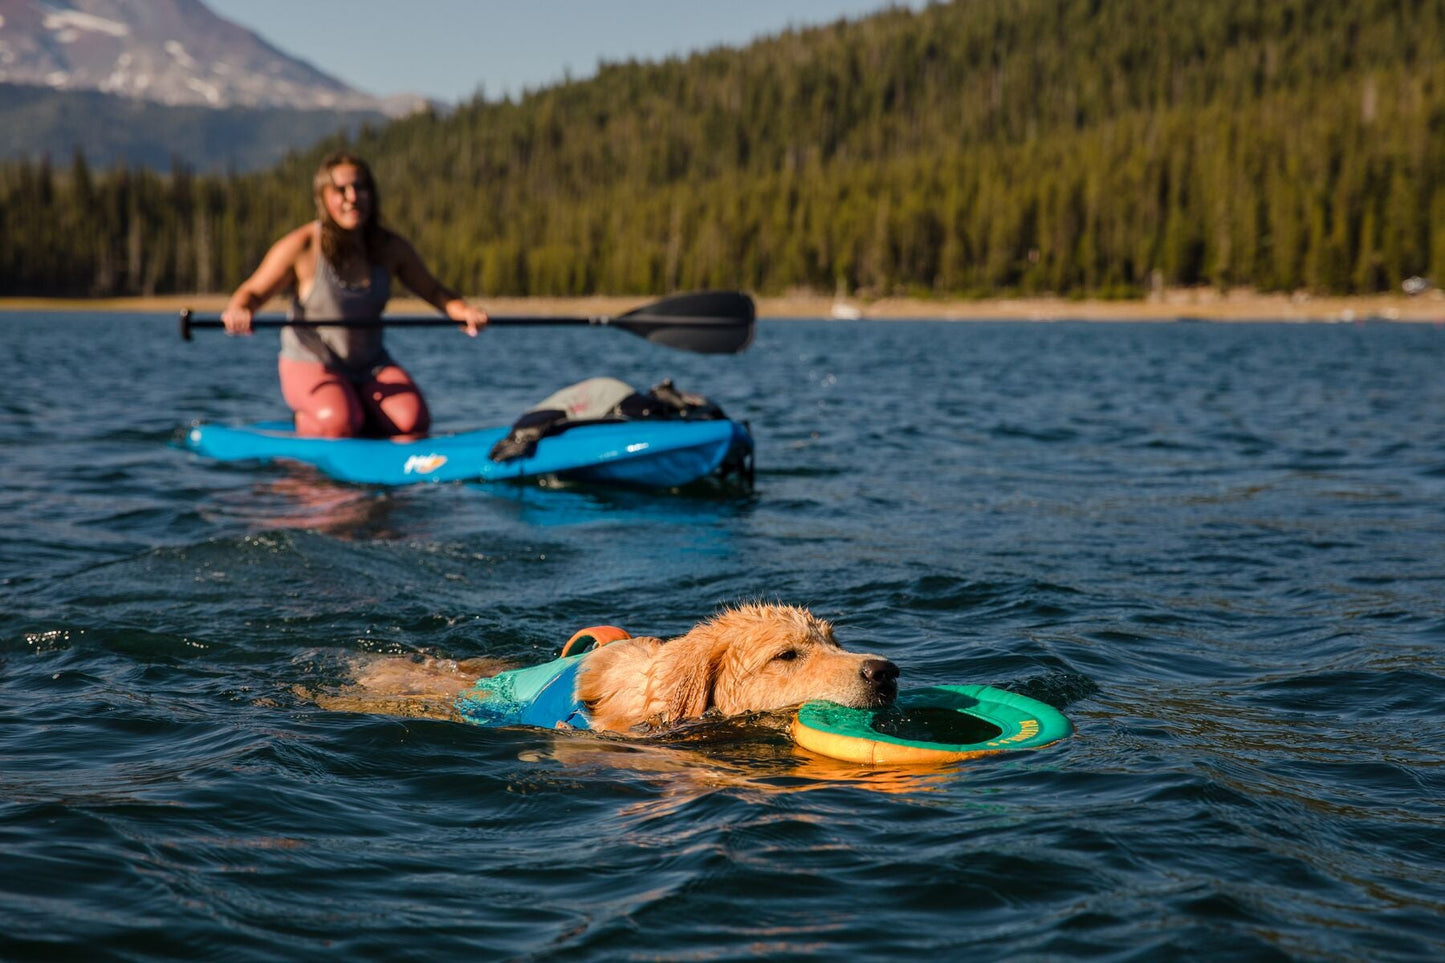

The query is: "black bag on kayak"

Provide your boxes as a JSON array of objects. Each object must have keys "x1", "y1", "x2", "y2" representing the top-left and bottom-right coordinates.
[{"x1": 489, "y1": 377, "x2": 731, "y2": 462}]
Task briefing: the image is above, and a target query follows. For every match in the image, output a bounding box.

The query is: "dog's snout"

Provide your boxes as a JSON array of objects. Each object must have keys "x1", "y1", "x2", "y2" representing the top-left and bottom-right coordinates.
[
  {"x1": 861, "y1": 658, "x2": 900, "y2": 703},
  {"x1": 861, "y1": 658, "x2": 899, "y2": 684}
]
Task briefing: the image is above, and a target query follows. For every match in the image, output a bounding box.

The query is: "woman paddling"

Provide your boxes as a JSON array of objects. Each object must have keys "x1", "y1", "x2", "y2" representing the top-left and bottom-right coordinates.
[{"x1": 221, "y1": 152, "x2": 486, "y2": 439}]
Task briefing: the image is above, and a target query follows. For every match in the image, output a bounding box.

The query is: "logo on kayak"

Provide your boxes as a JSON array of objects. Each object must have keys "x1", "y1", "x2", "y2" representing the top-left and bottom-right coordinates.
[{"x1": 403, "y1": 453, "x2": 448, "y2": 475}]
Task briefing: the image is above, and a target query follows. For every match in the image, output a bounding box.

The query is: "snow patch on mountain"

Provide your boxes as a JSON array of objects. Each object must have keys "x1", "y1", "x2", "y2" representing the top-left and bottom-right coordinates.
[
  {"x1": 0, "y1": 0, "x2": 423, "y2": 116},
  {"x1": 43, "y1": 9, "x2": 129, "y2": 39}
]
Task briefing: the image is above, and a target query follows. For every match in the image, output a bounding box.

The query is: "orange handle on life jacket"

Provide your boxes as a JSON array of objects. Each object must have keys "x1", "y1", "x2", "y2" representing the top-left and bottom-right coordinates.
[{"x1": 560, "y1": 625, "x2": 631, "y2": 658}]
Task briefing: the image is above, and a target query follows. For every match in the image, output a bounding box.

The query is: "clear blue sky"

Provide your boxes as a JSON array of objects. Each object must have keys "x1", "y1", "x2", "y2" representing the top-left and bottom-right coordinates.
[{"x1": 204, "y1": 0, "x2": 928, "y2": 102}]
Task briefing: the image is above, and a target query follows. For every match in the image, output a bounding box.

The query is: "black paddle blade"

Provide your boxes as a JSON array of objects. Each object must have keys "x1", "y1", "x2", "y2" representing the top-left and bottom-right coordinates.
[{"x1": 613, "y1": 290, "x2": 755, "y2": 354}]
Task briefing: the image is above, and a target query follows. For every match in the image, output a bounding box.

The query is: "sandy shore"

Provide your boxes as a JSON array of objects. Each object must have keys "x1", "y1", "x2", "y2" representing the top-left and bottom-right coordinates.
[{"x1": 2, "y1": 289, "x2": 1442, "y2": 322}]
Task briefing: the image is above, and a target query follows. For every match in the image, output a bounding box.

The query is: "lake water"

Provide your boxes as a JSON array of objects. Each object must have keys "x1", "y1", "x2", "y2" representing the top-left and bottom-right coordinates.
[{"x1": 2, "y1": 311, "x2": 1443, "y2": 961}]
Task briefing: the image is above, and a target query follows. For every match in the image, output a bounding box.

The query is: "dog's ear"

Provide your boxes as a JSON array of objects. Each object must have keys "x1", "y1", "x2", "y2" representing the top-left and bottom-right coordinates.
[
  {"x1": 657, "y1": 632, "x2": 727, "y2": 724},
  {"x1": 575, "y1": 627, "x2": 729, "y2": 729},
  {"x1": 575, "y1": 636, "x2": 663, "y2": 730}
]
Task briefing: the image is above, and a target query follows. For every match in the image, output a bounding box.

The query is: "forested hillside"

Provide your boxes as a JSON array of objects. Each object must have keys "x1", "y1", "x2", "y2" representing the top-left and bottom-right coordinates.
[{"x1": 1, "y1": 0, "x2": 1441, "y2": 299}]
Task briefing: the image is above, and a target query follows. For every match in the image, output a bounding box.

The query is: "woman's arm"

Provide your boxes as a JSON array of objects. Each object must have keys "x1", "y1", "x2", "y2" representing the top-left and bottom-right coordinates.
[
  {"x1": 221, "y1": 225, "x2": 311, "y2": 335},
  {"x1": 390, "y1": 234, "x2": 487, "y2": 336}
]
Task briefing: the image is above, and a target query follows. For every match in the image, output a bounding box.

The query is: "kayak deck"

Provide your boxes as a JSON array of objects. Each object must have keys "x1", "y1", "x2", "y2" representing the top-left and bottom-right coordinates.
[{"x1": 184, "y1": 419, "x2": 754, "y2": 489}]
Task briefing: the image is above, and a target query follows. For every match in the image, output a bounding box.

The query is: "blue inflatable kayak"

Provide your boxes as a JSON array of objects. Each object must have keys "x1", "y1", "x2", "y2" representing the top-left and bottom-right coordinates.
[{"x1": 183, "y1": 418, "x2": 753, "y2": 488}]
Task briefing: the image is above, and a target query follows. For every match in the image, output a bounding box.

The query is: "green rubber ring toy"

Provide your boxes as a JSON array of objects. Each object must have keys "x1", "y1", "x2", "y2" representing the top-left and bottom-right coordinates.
[{"x1": 793, "y1": 684, "x2": 1073, "y2": 765}]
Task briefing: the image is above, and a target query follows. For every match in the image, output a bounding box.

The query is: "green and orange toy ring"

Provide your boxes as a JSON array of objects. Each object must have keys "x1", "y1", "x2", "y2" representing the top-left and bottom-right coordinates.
[{"x1": 793, "y1": 684, "x2": 1073, "y2": 765}]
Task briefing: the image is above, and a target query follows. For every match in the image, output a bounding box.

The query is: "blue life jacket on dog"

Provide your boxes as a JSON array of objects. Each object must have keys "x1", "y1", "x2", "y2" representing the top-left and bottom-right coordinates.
[
  {"x1": 453, "y1": 626, "x2": 631, "y2": 730},
  {"x1": 456, "y1": 655, "x2": 591, "y2": 730}
]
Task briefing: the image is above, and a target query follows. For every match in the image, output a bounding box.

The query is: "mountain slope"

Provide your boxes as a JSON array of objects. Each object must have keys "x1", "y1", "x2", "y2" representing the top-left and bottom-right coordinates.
[
  {"x1": 0, "y1": 0, "x2": 408, "y2": 111},
  {"x1": 0, "y1": 0, "x2": 423, "y2": 169},
  {"x1": 0, "y1": 83, "x2": 389, "y2": 171}
]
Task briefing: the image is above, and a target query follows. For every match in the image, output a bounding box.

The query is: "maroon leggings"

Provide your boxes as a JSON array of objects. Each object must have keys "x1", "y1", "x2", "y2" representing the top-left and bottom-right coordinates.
[{"x1": 278, "y1": 357, "x2": 431, "y2": 439}]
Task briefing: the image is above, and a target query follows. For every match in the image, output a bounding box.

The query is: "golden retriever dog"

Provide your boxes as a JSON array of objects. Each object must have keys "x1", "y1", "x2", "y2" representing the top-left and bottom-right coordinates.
[
  {"x1": 574, "y1": 603, "x2": 898, "y2": 731},
  {"x1": 311, "y1": 603, "x2": 899, "y2": 734}
]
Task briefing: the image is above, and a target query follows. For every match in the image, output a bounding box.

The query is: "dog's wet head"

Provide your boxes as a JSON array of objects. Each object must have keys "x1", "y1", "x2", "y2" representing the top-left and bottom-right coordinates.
[
  {"x1": 708, "y1": 604, "x2": 900, "y2": 715},
  {"x1": 576, "y1": 603, "x2": 899, "y2": 731}
]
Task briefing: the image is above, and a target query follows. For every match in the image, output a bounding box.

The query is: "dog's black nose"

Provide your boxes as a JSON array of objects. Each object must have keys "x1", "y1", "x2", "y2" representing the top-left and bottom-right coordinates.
[
  {"x1": 861, "y1": 658, "x2": 900, "y2": 701},
  {"x1": 861, "y1": 658, "x2": 899, "y2": 684}
]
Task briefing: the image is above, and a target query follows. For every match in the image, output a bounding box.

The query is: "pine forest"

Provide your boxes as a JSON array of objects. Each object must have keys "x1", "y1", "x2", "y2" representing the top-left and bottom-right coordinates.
[{"x1": 0, "y1": 0, "x2": 1441, "y2": 301}]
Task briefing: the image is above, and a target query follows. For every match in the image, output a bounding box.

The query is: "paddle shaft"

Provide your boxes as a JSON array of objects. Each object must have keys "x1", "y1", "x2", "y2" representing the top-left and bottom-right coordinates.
[
  {"x1": 179, "y1": 313, "x2": 615, "y2": 339},
  {"x1": 178, "y1": 290, "x2": 756, "y2": 354}
]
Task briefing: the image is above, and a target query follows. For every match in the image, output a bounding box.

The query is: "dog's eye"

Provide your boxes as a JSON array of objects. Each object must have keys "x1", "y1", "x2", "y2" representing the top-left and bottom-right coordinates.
[{"x1": 772, "y1": 649, "x2": 800, "y2": 663}]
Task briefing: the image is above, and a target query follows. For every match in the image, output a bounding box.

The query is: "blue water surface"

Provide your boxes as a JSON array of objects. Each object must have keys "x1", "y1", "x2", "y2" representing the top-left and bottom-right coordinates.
[{"x1": 2, "y1": 311, "x2": 1443, "y2": 961}]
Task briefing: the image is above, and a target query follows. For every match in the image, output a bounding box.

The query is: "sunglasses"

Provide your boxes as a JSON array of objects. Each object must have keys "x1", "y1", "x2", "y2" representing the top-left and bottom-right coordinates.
[{"x1": 328, "y1": 177, "x2": 372, "y2": 195}]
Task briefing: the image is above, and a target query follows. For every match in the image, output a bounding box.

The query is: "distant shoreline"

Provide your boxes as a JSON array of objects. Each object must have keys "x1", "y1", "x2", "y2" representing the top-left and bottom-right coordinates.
[{"x1": 2, "y1": 290, "x2": 1442, "y2": 322}]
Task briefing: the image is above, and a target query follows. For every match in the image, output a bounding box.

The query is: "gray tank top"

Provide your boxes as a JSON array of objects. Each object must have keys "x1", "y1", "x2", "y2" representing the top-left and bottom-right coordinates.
[{"x1": 280, "y1": 248, "x2": 393, "y2": 375}]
